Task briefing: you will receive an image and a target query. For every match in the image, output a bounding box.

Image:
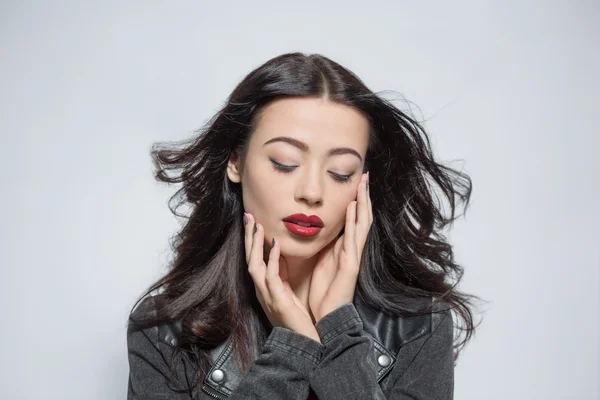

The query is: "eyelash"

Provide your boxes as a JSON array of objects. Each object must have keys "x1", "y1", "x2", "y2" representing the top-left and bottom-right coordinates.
[{"x1": 270, "y1": 160, "x2": 353, "y2": 183}]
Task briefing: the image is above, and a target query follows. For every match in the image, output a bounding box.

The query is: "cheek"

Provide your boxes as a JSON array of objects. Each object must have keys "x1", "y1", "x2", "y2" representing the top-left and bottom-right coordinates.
[
  {"x1": 330, "y1": 194, "x2": 354, "y2": 226},
  {"x1": 241, "y1": 165, "x2": 282, "y2": 216}
]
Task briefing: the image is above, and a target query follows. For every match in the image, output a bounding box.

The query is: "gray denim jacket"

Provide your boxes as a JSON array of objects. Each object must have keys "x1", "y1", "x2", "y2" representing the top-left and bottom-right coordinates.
[{"x1": 127, "y1": 294, "x2": 454, "y2": 399}]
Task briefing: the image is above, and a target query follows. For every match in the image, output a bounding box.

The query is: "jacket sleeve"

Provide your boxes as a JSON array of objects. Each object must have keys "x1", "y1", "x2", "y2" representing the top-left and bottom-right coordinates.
[
  {"x1": 229, "y1": 327, "x2": 323, "y2": 399},
  {"x1": 127, "y1": 298, "x2": 325, "y2": 399},
  {"x1": 309, "y1": 303, "x2": 455, "y2": 400}
]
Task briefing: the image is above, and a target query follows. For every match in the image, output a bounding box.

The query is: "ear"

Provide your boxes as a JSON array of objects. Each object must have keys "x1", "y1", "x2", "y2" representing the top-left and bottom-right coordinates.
[{"x1": 226, "y1": 152, "x2": 242, "y2": 183}]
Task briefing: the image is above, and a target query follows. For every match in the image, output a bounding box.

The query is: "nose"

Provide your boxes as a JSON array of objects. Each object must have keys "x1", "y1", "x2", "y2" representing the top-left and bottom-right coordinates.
[{"x1": 295, "y1": 167, "x2": 323, "y2": 206}]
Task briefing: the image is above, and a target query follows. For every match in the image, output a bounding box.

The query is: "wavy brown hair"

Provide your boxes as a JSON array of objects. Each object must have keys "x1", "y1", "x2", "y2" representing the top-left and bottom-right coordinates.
[{"x1": 128, "y1": 52, "x2": 481, "y2": 391}]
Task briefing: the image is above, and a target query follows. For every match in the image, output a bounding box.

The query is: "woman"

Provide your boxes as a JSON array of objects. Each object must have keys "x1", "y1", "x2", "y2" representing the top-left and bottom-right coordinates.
[{"x1": 127, "y1": 52, "x2": 478, "y2": 399}]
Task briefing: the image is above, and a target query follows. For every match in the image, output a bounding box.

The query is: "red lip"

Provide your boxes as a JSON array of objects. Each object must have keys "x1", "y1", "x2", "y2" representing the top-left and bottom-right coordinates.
[{"x1": 282, "y1": 213, "x2": 324, "y2": 227}]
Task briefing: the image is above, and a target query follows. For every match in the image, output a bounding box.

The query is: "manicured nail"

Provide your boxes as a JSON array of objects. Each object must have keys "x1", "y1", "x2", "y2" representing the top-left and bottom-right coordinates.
[
  {"x1": 253, "y1": 222, "x2": 257, "y2": 234},
  {"x1": 272, "y1": 238, "x2": 275, "y2": 247},
  {"x1": 366, "y1": 171, "x2": 370, "y2": 191},
  {"x1": 243, "y1": 213, "x2": 248, "y2": 225}
]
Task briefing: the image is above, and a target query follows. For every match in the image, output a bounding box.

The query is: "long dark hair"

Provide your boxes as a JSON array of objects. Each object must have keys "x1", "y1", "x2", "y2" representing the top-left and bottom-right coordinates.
[{"x1": 129, "y1": 52, "x2": 481, "y2": 390}]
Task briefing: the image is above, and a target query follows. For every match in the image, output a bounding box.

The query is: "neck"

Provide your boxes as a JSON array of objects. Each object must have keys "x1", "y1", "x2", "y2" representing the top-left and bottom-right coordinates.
[
  {"x1": 283, "y1": 254, "x2": 318, "y2": 324},
  {"x1": 283, "y1": 254, "x2": 317, "y2": 300}
]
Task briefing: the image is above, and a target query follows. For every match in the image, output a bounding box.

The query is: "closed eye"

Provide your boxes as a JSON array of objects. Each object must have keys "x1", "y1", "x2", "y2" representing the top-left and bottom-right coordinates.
[
  {"x1": 270, "y1": 159, "x2": 296, "y2": 172},
  {"x1": 270, "y1": 159, "x2": 353, "y2": 183}
]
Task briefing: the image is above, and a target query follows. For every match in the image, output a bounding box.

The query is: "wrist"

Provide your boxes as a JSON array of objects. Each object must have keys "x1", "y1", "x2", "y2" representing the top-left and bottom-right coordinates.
[
  {"x1": 315, "y1": 303, "x2": 361, "y2": 345},
  {"x1": 315, "y1": 301, "x2": 351, "y2": 323},
  {"x1": 300, "y1": 328, "x2": 321, "y2": 343}
]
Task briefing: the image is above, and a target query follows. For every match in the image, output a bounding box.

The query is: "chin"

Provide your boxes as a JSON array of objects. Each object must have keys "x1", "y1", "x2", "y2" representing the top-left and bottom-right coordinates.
[
  {"x1": 280, "y1": 248, "x2": 317, "y2": 261},
  {"x1": 279, "y1": 240, "x2": 326, "y2": 261}
]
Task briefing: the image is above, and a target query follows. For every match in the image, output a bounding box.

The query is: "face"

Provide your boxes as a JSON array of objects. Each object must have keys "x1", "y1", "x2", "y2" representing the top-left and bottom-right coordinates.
[{"x1": 227, "y1": 96, "x2": 370, "y2": 260}]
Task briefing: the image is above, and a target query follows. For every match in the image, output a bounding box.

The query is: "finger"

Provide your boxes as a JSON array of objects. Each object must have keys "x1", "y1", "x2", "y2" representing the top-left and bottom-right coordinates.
[
  {"x1": 327, "y1": 236, "x2": 343, "y2": 281},
  {"x1": 333, "y1": 232, "x2": 344, "y2": 260},
  {"x1": 249, "y1": 223, "x2": 270, "y2": 303},
  {"x1": 359, "y1": 172, "x2": 373, "y2": 256},
  {"x1": 357, "y1": 173, "x2": 369, "y2": 226},
  {"x1": 356, "y1": 173, "x2": 369, "y2": 246},
  {"x1": 265, "y1": 237, "x2": 286, "y2": 298},
  {"x1": 254, "y1": 285, "x2": 267, "y2": 312},
  {"x1": 244, "y1": 213, "x2": 254, "y2": 264},
  {"x1": 343, "y1": 201, "x2": 358, "y2": 260}
]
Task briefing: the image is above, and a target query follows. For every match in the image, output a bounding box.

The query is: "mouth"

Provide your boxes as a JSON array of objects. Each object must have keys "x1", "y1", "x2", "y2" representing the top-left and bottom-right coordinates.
[
  {"x1": 282, "y1": 213, "x2": 324, "y2": 238},
  {"x1": 282, "y1": 213, "x2": 324, "y2": 227}
]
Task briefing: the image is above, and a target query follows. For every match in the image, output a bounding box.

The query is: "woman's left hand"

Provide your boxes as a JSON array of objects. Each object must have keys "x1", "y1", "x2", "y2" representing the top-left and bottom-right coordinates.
[{"x1": 309, "y1": 172, "x2": 373, "y2": 323}]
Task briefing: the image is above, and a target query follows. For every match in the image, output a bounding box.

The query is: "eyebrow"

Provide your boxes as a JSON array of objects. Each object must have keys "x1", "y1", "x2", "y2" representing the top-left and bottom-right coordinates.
[{"x1": 263, "y1": 136, "x2": 363, "y2": 162}]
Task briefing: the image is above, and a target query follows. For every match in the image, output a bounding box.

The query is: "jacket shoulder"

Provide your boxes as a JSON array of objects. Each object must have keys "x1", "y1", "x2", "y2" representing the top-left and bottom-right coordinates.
[
  {"x1": 128, "y1": 294, "x2": 182, "y2": 348},
  {"x1": 355, "y1": 295, "x2": 452, "y2": 356}
]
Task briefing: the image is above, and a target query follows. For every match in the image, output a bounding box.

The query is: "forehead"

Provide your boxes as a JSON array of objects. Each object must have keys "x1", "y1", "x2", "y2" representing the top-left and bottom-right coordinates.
[{"x1": 251, "y1": 97, "x2": 370, "y2": 153}]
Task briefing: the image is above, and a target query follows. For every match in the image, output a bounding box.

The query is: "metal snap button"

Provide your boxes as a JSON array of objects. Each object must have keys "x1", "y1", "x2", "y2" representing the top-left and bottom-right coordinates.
[
  {"x1": 211, "y1": 369, "x2": 225, "y2": 382},
  {"x1": 377, "y1": 354, "x2": 391, "y2": 367}
]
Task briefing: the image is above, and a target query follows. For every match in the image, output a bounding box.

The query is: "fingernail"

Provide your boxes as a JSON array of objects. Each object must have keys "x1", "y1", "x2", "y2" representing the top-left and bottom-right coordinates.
[
  {"x1": 253, "y1": 222, "x2": 257, "y2": 234},
  {"x1": 272, "y1": 238, "x2": 275, "y2": 247},
  {"x1": 243, "y1": 213, "x2": 248, "y2": 225},
  {"x1": 366, "y1": 171, "x2": 370, "y2": 191}
]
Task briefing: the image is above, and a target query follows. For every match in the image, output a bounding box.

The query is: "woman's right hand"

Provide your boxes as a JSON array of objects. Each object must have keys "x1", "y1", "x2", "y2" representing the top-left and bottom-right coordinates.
[{"x1": 244, "y1": 212, "x2": 320, "y2": 343}]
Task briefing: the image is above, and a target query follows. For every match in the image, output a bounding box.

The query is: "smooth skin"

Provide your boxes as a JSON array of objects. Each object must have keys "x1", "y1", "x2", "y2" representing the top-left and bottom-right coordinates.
[{"x1": 244, "y1": 172, "x2": 372, "y2": 342}]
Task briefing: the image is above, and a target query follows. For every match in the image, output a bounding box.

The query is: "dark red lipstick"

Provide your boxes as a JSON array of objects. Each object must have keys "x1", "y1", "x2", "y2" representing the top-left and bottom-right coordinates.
[{"x1": 282, "y1": 213, "x2": 324, "y2": 238}]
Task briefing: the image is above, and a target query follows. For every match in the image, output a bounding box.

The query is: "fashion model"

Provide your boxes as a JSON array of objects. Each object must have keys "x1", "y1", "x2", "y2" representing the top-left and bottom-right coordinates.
[{"x1": 127, "y1": 52, "x2": 478, "y2": 399}]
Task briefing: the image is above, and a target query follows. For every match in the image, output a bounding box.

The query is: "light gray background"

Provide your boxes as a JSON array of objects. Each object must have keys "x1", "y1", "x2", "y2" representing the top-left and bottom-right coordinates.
[{"x1": 1, "y1": 1, "x2": 598, "y2": 399}]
